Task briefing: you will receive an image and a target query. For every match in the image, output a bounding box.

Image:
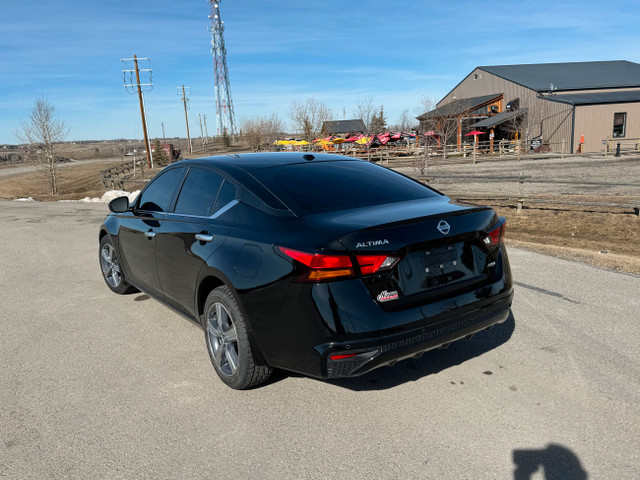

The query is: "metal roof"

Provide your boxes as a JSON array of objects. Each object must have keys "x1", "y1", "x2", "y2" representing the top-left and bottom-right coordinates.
[
  {"x1": 479, "y1": 60, "x2": 640, "y2": 92},
  {"x1": 472, "y1": 108, "x2": 527, "y2": 128},
  {"x1": 417, "y1": 94, "x2": 502, "y2": 120},
  {"x1": 322, "y1": 119, "x2": 366, "y2": 134},
  {"x1": 541, "y1": 90, "x2": 640, "y2": 106}
]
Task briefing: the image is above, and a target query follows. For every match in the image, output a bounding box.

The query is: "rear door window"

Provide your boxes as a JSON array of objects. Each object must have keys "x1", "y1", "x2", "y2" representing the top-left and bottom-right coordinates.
[
  {"x1": 174, "y1": 167, "x2": 224, "y2": 217},
  {"x1": 251, "y1": 160, "x2": 439, "y2": 213},
  {"x1": 212, "y1": 179, "x2": 237, "y2": 214}
]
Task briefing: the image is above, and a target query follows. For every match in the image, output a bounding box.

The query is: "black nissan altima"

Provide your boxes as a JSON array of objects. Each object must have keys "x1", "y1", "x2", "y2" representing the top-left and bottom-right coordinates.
[{"x1": 99, "y1": 153, "x2": 513, "y2": 389}]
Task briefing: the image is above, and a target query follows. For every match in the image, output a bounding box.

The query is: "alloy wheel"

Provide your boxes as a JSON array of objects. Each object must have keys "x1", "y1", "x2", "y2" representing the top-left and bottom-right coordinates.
[
  {"x1": 100, "y1": 244, "x2": 121, "y2": 288},
  {"x1": 206, "y1": 302, "x2": 239, "y2": 376}
]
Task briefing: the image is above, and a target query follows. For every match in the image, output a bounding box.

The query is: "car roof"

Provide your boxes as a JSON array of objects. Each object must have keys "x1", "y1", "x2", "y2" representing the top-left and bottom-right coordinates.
[{"x1": 182, "y1": 152, "x2": 359, "y2": 172}]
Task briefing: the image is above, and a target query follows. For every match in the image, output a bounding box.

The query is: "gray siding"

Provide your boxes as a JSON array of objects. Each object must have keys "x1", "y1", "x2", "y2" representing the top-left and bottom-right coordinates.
[
  {"x1": 574, "y1": 103, "x2": 640, "y2": 153},
  {"x1": 438, "y1": 69, "x2": 539, "y2": 109}
]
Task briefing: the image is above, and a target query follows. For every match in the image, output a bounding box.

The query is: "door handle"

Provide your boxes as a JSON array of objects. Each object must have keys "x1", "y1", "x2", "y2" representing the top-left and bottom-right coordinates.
[
  {"x1": 145, "y1": 230, "x2": 156, "y2": 238},
  {"x1": 195, "y1": 233, "x2": 214, "y2": 243}
]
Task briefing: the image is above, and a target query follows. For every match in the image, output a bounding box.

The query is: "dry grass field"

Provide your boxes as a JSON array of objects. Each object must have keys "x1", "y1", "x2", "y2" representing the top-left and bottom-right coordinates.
[
  {"x1": 0, "y1": 160, "x2": 122, "y2": 201},
  {"x1": 490, "y1": 203, "x2": 639, "y2": 275},
  {"x1": 0, "y1": 155, "x2": 638, "y2": 275}
]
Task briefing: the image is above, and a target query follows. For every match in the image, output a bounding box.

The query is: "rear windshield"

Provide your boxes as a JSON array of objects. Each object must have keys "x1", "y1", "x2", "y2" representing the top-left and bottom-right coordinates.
[{"x1": 251, "y1": 160, "x2": 439, "y2": 213}]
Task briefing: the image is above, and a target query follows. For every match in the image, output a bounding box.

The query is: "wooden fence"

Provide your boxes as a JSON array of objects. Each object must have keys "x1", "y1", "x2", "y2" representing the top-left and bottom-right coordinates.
[
  {"x1": 414, "y1": 174, "x2": 640, "y2": 217},
  {"x1": 100, "y1": 157, "x2": 171, "y2": 191}
]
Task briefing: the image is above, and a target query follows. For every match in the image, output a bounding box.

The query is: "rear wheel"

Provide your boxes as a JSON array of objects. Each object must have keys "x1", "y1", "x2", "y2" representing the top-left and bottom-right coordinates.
[
  {"x1": 203, "y1": 286, "x2": 272, "y2": 389},
  {"x1": 99, "y1": 236, "x2": 136, "y2": 294}
]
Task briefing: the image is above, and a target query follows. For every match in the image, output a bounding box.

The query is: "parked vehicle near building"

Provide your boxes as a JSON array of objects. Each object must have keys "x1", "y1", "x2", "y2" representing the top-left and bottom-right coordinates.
[{"x1": 99, "y1": 153, "x2": 513, "y2": 389}]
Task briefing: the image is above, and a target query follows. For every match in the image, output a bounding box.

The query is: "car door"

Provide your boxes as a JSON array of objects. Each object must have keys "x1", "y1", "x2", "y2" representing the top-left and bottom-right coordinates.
[
  {"x1": 155, "y1": 167, "x2": 238, "y2": 316},
  {"x1": 117, "y1": 166, "x2": 185, "y2": 297}
]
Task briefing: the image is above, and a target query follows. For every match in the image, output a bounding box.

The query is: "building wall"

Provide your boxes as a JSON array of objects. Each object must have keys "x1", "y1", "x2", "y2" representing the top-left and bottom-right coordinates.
[
  {"x1": 438, "y1": 68, "x2": 574, "y2": 151},
  {"x1": 438, "y1": 68, "x2": 538, "y2": 108},
  {"x1": 538, "y1": 100, "x2": 574, "y2": 151},
  {"x1": 574, "y1": 103, "x2": 640, "y2": 153}
]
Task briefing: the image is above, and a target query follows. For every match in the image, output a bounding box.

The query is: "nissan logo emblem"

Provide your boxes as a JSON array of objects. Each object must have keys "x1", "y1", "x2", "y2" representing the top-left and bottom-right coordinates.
[{"x1": 437, "y1": 220, "x2": 451, "y2": 235}]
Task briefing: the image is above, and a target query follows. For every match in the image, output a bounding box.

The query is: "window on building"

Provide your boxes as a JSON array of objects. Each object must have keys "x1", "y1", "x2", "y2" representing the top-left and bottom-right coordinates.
[{"x1": 613, "y1": 112, "x2": 626, "y2": 138}]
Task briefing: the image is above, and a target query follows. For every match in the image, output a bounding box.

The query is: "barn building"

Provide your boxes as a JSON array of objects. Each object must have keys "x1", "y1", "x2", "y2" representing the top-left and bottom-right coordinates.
[{"x1": 418, "y1": 60, "x2": 640, "y2": 153}]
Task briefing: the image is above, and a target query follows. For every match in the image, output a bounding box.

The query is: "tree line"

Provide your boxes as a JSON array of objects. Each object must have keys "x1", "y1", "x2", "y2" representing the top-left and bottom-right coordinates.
[{"x1": 14, "y1": 95, "x2": 437, "y2": 194}]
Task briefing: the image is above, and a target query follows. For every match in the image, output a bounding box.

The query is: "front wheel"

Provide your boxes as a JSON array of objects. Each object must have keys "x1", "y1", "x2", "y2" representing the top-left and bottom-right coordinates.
[
  {"x1": 203, "y1": 286, "x2": 272, "y2": 389},
  {"x1": 99, "y1": 236, "x2": 136, "y2": 294}
]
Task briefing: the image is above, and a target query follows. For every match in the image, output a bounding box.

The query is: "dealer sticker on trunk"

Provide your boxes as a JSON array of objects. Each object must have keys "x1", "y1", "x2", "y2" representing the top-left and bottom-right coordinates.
[{"x1": 377, "y1": 290, "x2": 399, "y2": 302}]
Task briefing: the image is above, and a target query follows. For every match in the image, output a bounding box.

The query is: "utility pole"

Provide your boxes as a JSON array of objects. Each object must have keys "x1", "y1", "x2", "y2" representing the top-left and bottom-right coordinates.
[
  {"x1": 161, "y1": 122, "x2": 166, "y2": 144},
  {"x1": 203, "y1": 114, "x2": 209, "y2": 144},
  {"x1": 178, "y1": 86, "x2": 192, "y2": 154},
  {"x1": 198, "y1": 114, "x2": 205, "y2": 150},
  {"x1": 121, "y1": 55, "x2": 153, "y2": 168}
]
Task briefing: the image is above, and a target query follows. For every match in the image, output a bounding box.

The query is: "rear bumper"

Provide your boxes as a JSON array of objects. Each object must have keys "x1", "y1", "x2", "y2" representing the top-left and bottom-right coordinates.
[
  {"x1": 318, "y1": 289, "x2": 513, "y2": 378},
  {"x1": 245, "y1": 246, "x2": 513, "y2": 379}
]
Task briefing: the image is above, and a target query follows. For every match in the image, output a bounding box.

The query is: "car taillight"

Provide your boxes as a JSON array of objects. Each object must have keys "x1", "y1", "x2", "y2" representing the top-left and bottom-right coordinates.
[
  {"x1": 278, "y1": 247, "x2": 355, "y2": 282},
  {"x1": 356, "y1": 255, "x2": 400, "y2": 275},
  {"x1": 483, "y1": 218, "x2": 506, "y2": 247}
]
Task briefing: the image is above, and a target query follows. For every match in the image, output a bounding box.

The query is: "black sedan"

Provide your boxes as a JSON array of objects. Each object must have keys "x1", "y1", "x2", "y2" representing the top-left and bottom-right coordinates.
[{"x1": 99, "y1": 153, "x2": 513, "y2": 389}]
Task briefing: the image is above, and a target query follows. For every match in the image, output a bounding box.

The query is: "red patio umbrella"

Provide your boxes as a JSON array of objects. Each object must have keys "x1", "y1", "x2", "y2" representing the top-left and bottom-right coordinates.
[{"x1": 464, "y1": 130, "x2": 485, "y2": 144}]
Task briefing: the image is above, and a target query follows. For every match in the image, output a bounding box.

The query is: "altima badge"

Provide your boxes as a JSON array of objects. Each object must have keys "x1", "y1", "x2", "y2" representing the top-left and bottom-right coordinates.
[
  {"x1": 356, "y1": 239, "x2": 390, "y2": 248},
  {"x1": 437, "y1": 220, "x2": 451, "y2": 235},
  {"x1": 377, "y1": 290, "x2": 399, "y2": 302}
]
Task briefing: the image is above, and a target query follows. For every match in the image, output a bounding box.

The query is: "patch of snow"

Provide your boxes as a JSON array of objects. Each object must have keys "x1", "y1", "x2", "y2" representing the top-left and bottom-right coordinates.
[
  {"x1": 14, "y1": 197, "x2": 35, "y2": 202},
  {"x1": 57, "y1": 190, "x2": 141, "y2": 204}
]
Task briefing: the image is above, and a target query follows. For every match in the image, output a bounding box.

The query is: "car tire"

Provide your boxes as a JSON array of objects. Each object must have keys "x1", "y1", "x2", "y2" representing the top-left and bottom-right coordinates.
[
  {"x1": 99, "y1": 236, "x2": 137, "y2": 295},
  {"x1": 203, "y1": 286, "x2": 272, "y2": 389}
]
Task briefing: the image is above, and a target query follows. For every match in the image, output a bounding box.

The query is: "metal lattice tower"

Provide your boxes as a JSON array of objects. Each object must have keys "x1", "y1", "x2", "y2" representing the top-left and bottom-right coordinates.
[{"x1": 209, "y1": 1, "x2": 236, "y2": 136}]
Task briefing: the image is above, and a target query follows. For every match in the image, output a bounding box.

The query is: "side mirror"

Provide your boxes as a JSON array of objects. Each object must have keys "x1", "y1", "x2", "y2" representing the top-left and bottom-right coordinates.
[{"x1": 108, "y1": 196, "x2": 130, "y2": 213}]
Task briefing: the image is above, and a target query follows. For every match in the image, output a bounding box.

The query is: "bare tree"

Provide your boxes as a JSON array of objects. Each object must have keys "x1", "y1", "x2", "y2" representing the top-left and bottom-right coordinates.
[
  {"x1": 289, "y1": 98, "x2": 332, "y2": 142},
  {"x1": 16, "y1": 97, "x2": 69, "y2": 195},
  {"x1": 390, "y1": 109, "x2": 416, "y2": 132},
  {"x1": 418, "y1": 104, "x2": 464, "y2": 160},
  {"x1": 415, "y1": 95, "x2": 437, "y2": 117},
  {"x1": 241, "y1": 113, "x2": 284, "y2": 151},
  {"x1": 412, "y1": 152, "x2": 429, "y2": 177},
  {"x1": 353, "y1": 96, "x2": 376, "y2": 133}
]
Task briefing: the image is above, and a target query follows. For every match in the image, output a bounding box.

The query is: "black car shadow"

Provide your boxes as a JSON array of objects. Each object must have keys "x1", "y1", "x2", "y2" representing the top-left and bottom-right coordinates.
[
  {"x1": 513, "y1": 443, "x2": 588, "y2": 479},
  {"x1": 266, "y1": 311, "x2": 516, "y2": 390}
]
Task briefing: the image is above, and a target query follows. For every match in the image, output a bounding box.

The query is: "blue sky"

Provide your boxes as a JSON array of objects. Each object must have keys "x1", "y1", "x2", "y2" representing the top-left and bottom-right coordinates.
[{"x1": 1, "y1": 0, "x2": 639, "y2": 144}]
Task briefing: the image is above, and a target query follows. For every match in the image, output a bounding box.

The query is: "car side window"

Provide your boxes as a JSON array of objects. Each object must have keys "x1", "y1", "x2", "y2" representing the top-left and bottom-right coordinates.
[
  {"x1": 174, "y1": 167, "x2": 224, "y2": 217},
  {"x1": 137, "y1": 167, "x2": 184, "y2": 212},
  {"x1": 212, "y1": 179, "x2": 236, "y2": 214}
]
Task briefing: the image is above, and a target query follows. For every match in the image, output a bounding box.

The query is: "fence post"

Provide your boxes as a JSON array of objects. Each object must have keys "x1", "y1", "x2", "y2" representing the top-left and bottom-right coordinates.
[
  {"x1": 561, "y1": 139, "x2": 565, "y2": 160},
  {"x1": 517, "y1": 171, "x2": 524, "y2": 213},
  {"x1": 473, "y1": 140, "x2": 477, "y2": 165}
]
